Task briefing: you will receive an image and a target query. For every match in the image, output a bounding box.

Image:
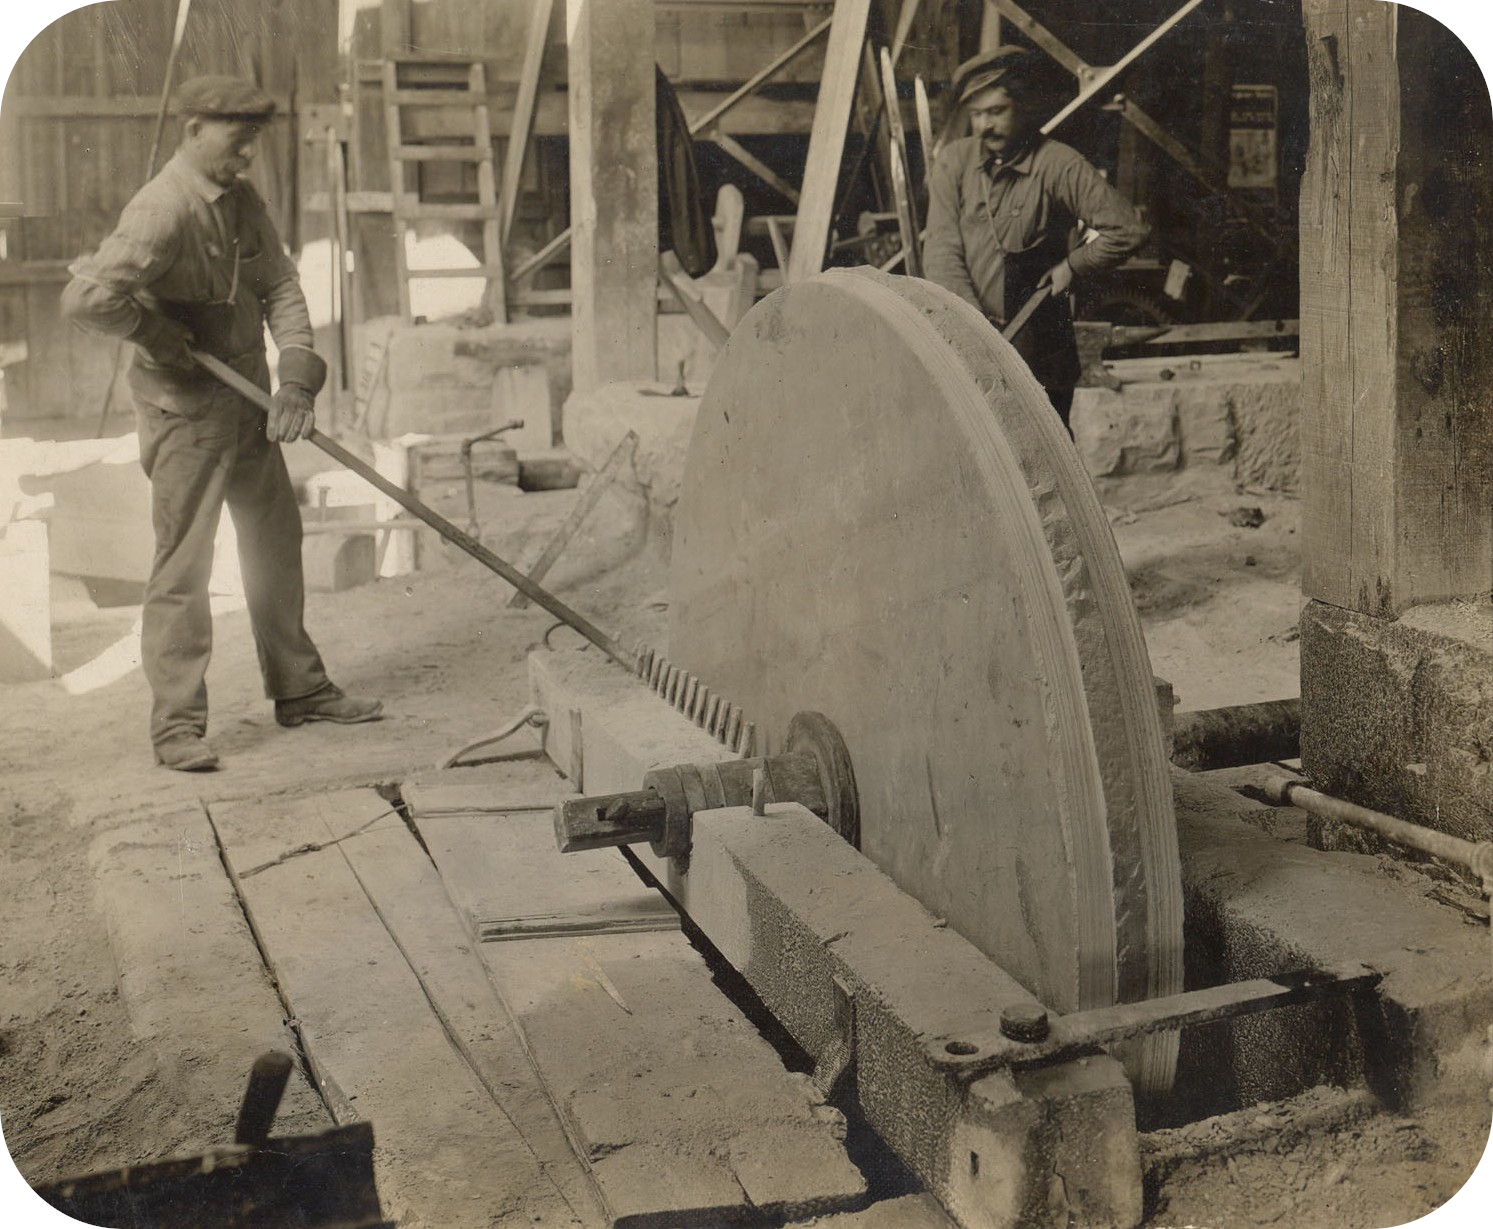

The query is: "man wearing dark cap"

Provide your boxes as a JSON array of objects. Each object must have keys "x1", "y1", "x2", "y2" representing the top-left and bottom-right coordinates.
[
  {"x1": 923, "y1": 47, "x2": 1149, "y2": 431},
  {"x1": 62, "y1": 76, "x2": 382, "y2": 771}
]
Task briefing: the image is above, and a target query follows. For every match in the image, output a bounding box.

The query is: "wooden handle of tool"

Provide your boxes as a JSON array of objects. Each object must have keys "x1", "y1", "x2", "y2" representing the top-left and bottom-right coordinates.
[
  {"x1": 190, "y1": 349, "x2": 636, "y2": 671},
  {"x1": 1001, "y1": 286, "x2": 1052, "y2": 344},
  {"x1": 235, "y1": 1050, "x2": 292, "y2": 1147}
]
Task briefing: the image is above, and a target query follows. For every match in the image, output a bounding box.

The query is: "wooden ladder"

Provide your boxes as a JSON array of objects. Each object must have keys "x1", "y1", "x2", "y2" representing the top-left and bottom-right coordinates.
[{"x1": 382, "y1": 56, "x2": 507, "y2": 322}]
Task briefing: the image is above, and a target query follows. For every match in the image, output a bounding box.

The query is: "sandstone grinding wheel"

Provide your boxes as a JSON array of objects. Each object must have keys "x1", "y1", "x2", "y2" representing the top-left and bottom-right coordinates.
[{"x1": 669, "y1": 269, "x2": 1185, "y2": 1093}]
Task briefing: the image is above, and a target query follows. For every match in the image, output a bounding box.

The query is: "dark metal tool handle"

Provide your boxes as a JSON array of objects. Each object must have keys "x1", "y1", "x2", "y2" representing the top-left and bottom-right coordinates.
[
  {"x1": 190, "y1": 349, "x2": 636, "y2": 671},
  {"x1": 235, "y1": 1050, "x2": 293, "y2": 1146}
]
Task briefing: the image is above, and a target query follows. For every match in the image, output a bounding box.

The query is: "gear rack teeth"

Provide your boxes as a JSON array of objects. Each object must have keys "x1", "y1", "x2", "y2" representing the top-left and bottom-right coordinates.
[
  {"x1": 694, "y1": 687, "x2": 712, "y2": 726},
  {"x1": 650, "y1": 654, "x2": 667, "y2": 691},
  {"x1": 705, "y1": 694, "x2": 722, "y2": 735}
]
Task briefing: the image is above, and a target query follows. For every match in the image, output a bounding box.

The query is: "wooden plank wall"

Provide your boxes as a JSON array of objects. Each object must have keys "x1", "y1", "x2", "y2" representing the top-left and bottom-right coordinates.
[{"x1": 0, "y1": 0, "x2": 337, "y2": 428}]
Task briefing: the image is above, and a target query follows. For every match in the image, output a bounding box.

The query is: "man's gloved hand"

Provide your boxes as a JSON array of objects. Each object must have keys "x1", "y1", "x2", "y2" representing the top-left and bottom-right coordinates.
[
  {"x1": 1039, "y1": 258, "x2": 1074, "y2": 298},
  {"x1": 127, "y1": 313, "x2": 197, "y2": 371},
  {"x1": 267, "y1": 382, "x2": 316, "y2": 442},
  {"x1": 267, "y1": 345, "x2": 328, "y2": 442}
]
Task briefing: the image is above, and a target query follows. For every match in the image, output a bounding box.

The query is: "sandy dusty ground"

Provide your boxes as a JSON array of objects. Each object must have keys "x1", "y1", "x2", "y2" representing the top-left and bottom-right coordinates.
[{"x1": 0, "y1": 463, "x2": 1487, "y2": 1227}]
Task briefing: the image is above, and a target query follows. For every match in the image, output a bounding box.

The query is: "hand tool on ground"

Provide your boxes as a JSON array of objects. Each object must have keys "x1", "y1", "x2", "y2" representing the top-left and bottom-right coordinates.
[
  {"x1": 459, "y1": 419, "x2": 523, "y2": 536},
  {"x1": 190, "y1": 349, "x2": 635, "y2": 671},
  {"x1": 234, "y1": 1050, "x2": 293, "y2": 1147}
]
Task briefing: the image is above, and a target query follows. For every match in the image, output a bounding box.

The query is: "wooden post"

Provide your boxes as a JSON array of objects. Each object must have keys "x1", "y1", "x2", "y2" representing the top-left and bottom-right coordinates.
[
  {"x1": 786, "y1": 0, "x2": 873, "y2": 283},
  {"x1": 1300, "y1": 0, "x2": 1493, "y2": 615},
  {"x1": 567, "y1": 0, "x2": 658, "y2": 394}
]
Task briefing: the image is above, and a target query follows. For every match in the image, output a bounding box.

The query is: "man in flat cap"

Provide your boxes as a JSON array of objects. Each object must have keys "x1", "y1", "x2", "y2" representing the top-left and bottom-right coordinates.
[
  {"x1": 924, "y1": 47, "x2": 1149, "y2": 431},
  {"x1": 63, "y1": 76, "x2": 381, "y2": 772}
]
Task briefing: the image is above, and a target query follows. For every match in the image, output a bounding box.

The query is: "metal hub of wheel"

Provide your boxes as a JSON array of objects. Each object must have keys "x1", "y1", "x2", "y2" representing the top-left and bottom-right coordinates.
[{"x1": 668, "y1": 268, "x2": 1185, "y2": 1092}]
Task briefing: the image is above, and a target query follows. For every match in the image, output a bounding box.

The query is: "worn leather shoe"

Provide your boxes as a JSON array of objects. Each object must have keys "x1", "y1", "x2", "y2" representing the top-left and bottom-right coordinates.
[
  {"x1": 154, "y1": 733, "x2": 220, "y2": 772},
  {"x1": 275, "y1": 686, "x2": 384, "y2": 728}
]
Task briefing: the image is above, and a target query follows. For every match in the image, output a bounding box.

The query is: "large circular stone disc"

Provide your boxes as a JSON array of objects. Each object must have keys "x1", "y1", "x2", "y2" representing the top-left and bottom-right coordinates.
[{"x1": 669, "y1": 269, "x2": 1184, "y2": 1091}]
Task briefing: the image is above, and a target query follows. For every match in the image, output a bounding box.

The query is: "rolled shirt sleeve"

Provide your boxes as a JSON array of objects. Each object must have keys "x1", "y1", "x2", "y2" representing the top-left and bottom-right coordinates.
[
  {"x1": 1054, "y1": 154, "x2": 1150, "y2": 279},
  {"x1": 61, "y1": 200, "x2": 181, "y2": 341}
]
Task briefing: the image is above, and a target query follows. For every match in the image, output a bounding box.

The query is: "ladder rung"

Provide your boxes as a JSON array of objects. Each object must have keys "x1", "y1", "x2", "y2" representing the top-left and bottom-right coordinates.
[
  {"x1": 406, "y1": 265, "x2": 507, "y2": 279},
  {"x1": 396, "y1": 202, "x2": 502, "y2": 220},
  {"x1": 387, "y1": 88, "x2": 480, "y2": 106},
  {"x1": 392, "y1": 144, "x2": 491, "y2": 162}
]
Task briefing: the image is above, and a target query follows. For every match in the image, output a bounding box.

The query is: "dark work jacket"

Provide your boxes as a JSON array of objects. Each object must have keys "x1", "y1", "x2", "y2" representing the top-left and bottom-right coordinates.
[{"x1": 924, "y1": 135, "x2": 1149, "y2": 390}]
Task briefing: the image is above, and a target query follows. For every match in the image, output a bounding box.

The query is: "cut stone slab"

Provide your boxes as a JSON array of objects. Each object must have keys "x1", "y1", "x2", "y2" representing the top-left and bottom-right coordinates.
[
  {"x1": 88, "y1": 802, "x2": 329, "y2": 1140},
  {"x1": 1300, "y1": 599, "x2": 1492, "y2": 844},
  {"x1": 412, "y1": 760, "x2": 868, "y2": 1224},
  {"x1": 407, "y1": 777, "x2": 678, "y2": 942},
  {"x1": 1171, "y1": 768, "x2": 1493, "y2": 1116}
]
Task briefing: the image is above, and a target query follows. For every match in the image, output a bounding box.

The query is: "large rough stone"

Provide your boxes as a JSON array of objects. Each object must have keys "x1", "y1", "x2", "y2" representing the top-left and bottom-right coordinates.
[
  {"x1": 1073, "y1": 355, "x2": 1299, "y2": 490},
  {"x1": 1171, "y1": 768, "x2": 1493, "y2": 1115},
  {"x1": 1072, "y1": 385, "x2": 1181, "y2": 475},
  {"x1": 561, "y1": 381, "x2": 700, "y2": 558},
  {"x1": 1300, "y1": 599, "x2": 1493, "y2": 844},
  {"x1": 358, "y1": 317, "x2": 571, "y2": 450},
  {"x1": 1232, "y1": 379, "x2": 1300, "y2": 490}
]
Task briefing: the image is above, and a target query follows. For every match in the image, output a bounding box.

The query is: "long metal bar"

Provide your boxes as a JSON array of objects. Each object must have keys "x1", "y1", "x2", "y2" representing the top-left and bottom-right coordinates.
[
  {"x1": 190, "y1": 351, "x2": 635, "y2": 671},
  {"x1": 1042, "y1": 0, "x2": 1210, "y2": 135},
  {"x1": 1265, "y1": 778, "x2": 1493, "y2": 883},
  {"x1": 889, "y1": 0, "x2": 923, "y2": 67},
  {"x1": 686, "y1": 16, "x2": 832, "y2": 135}
]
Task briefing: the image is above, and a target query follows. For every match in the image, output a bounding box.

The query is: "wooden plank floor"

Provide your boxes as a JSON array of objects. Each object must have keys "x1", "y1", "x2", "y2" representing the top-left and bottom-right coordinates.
[
  {"x1": 406, "y1": 770, "x2": 869, "y2": 1225},
  {"x1": 209, "y1": 790, "x2": 597, "y2": 1229}
]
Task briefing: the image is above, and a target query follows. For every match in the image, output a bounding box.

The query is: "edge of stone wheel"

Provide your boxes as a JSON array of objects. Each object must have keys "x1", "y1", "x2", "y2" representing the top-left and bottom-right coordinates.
[{"x1": 670, "y1": 267, "x2": 1184, "y2": 1095}]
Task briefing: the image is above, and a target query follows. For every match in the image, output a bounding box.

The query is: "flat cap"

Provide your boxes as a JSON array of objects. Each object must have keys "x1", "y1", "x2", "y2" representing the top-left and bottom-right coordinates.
[
  {"x1": 952, "y1": 46, "x2": 1039, "y2": 104},
  {"x1": 174, "y1": 75, "x2": 276, "y2": 122}
]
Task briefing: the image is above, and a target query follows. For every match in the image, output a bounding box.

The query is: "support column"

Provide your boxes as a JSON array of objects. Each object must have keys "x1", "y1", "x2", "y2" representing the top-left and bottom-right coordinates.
[
  {"x1": 567, "y1": 0, "x2": 658, "y2": 394},
  {"x1": 1299, "y1": 0, "x2": 1493, "y2": 843},
  {"x1": 1300, "y1": 0, "x2": 1493, "y2": 615}
]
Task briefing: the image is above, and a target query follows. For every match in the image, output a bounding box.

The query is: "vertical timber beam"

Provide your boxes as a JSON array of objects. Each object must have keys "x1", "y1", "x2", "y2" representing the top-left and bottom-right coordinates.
[
  {"x1": 567, "y1": 0, "x2": 658, "y2": 394},
  {"x1": 786, "y1": 0, "x2": 873, "y2": 283},
  {"x1": 1300, "y1": 0, "x2": 1493, "y2": 615}
]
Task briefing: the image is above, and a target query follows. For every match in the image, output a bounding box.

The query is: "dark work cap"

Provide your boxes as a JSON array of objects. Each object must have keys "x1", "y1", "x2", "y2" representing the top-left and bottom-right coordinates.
[
  {"x1": 952, "y1": 46, "x2": 1039, "y2": 103},
  {"x1": 174, "y1": 76, "x2": 276, "y2": 122}
]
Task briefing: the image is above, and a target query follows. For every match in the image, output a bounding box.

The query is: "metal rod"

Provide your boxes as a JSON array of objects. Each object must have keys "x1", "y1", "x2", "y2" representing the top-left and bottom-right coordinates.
[
  {"x1": 190, "y1": 350, "x2": 635, "y2": 672},
  {"x1": 1264, "y1": 777, "x2": 1493, "y2": 884}
]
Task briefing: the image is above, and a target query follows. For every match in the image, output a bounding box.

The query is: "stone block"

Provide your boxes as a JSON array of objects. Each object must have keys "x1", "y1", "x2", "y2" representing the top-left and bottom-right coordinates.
[
  {"x1": 561, "y1": 380, "x2": 701, "y2": 558},
  {"x1": 358, "y1": 317, "x2": 571, "y2": 447},
  {"x1": 1176, "y1": 394, "x2": 1237, "y2": 467},
  {"x1": 1171, "y1": 768, "x2": 1493, "y2": 1113},
  {"x1": 1232, "y1": 379, "x2": 1299, "y2": 490},
  {"x1": 0, "y1": 519, "x2": 51, "y2": 681},
  {"x1": 1300, "y1": 599, "x2": 1492, "y2": 844},
  {"x1": 302, "y1": 533, "x2": 377, "y2": 593},
  {"x1": 1072, "y1": 385, "x2": 1181, "y2": 476}
]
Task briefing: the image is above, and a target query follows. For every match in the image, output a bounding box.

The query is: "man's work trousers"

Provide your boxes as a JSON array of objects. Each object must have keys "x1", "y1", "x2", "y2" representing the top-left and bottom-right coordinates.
[{"x1": 136, "y1": 378, "x2": 329, "y2": 748}]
